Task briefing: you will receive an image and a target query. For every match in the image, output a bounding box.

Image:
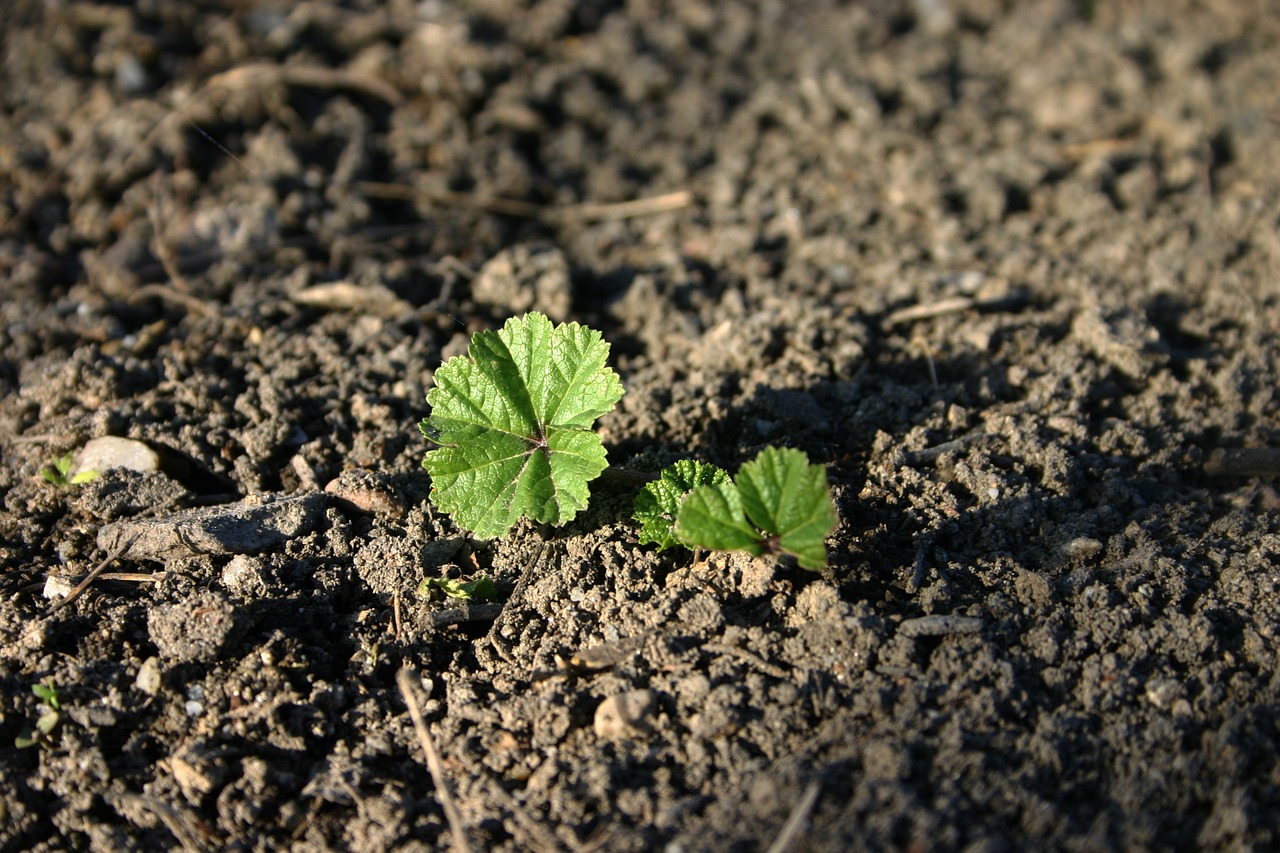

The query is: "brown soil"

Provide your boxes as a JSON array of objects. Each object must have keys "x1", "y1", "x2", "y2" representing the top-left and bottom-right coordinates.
[{"x1": 3, "y1": 1, "x2": 1280, "y2": 850}]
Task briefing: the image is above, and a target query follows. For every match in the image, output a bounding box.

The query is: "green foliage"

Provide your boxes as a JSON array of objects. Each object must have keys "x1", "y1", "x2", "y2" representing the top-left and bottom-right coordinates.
[
  {"x1": 673, "y1": 447, "x2": 837, "y2": 570},
  {"x1": 417, "y1": 575, "x2": 497, "y2": 602},
  {"x1": 633, "y1": 460, "x2": 731, "y2": 549},
  {"x1": 15, "y1": 680, "x2": 62, "y2": 749},
  {"x1": 40, "y1": 452, "x2": 97, "y2": 488},
  {"x1": 415, "y1": 315, "x2": 839, "y2": 572},
  {"x1": 420, "y1": 312, "x2": 624, "y2": 538}
]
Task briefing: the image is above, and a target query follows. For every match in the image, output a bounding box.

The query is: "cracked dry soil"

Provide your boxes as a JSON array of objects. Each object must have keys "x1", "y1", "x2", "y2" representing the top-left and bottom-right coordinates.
[{"x1": 3, "y1": 1, "x2": 1280, "y2": 850}]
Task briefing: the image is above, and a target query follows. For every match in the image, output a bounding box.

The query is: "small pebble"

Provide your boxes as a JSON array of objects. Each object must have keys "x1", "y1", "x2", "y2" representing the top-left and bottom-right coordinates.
[
  {"x1": 75, "y1": 436, "x2": 161, "y2": 478},
  {"x1": 594, "y1": 689, "x2": 658, "y2": 740},
  {"x1": 222, "y1": 554, "x2": 269, "y2": 597},
  {"x1": 898, "y1": 614, "x2": 983, "y2": 638},
  {"x1": 136, "y1": 656, "x2": 163, "y2": 695},
  {"x1": 325, "y1": 470, "x2": 407, "y2": 516},
  {"x1": 43, "y1": 574, "x2": 74, "y2": 600},
  {"x1": 1063, "y1": 537, "x2": 1104, "y2": 561}
]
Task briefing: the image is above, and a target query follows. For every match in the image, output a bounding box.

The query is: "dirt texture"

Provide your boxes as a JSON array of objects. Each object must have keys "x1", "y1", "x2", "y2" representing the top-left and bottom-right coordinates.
[{"x1": 3, "y1": 1, "x2": 1280, "y2": 850}]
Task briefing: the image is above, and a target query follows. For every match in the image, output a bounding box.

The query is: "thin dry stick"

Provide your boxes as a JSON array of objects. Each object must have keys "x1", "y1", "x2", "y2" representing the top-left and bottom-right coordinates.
[
  {"x1": 391, "y1": 590, "x2": 404, "y2": 642},
  {"x1": 397, "y1": 668, "x2": 474, "y2": 853},
  {"x1": 116, "y1": 793, "x2": 213, "y2": 853},
  {"x1": 702, "y1": 642, "x2": 791, "y2": 680},
  {"x1": 884, "y1": 291, "x2": 1031, "y2": 328},
  {"x1": 355, "y1": 182, "x2": 692, "y2": 225},
  {"x1": 49, "y1": 534, "x2": 139, "y2": 613},
  {"x1": 764, "y1": 781, "x2": 822, "y2": 853},
  {"x1": 96, "y1": 572, "x2": 162, "y2": 583},
  {"x1": 204, "y1": 63, "x2": 403, "y2": 107},
  {"x1": 884, "y1": 296, "x2": 976, "y2": 327},
  {"x1": 130, "y1": 284, "x2": 217, "y2": 317},
  {"x1": 149, "y1": 171, "x2": 192, "y2": 293},
  {"x1": 549, "y1": 190, "x2": 692, "y2": 223}
]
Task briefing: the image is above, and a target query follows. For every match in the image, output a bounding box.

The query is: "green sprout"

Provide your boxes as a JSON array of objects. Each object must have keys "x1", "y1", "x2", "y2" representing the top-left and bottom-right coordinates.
[
  {"x1": 672, "y1": 447, "x2": 837, "y2": 570},
  {"x1": 417, "y1": 313, "x2": 839, "y2": 569},
  {"x1": 15, "y1": 680, "x2": 63, "y2": 749},
  {"x1": 633, "y1": 459, "x2": 731, "y2": 550},
  {"x1": 419, "y1": 312, "x2": 624, "y2": 538},
  {"x1": 416, "y1": 575, "x2": 498, "y2": 602},
  {"x1": 40, "y1": 452, "x2": 98, "y2": 488}
]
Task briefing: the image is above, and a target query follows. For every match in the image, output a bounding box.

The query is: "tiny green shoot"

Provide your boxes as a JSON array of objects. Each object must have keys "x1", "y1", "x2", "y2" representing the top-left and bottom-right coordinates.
[
  {"x1": 417, "y1": 575, "x2": 498, "y2": 602},
  {"x1": 40, "y1": 453, "x2": 98, "y2": 487},
  {"x1": 633, "y1": 459, "x2": 731, "y2": 550},
  {"x1": 15, "y1": 680, "x2": 63, "y2": 749}
]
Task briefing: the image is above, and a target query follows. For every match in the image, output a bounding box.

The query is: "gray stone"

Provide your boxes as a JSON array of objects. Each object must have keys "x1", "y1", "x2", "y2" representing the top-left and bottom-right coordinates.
[
  {"x1": 97, "y1": 493, "x2": 327, "y2": 562},
  {"x1": 897, "y1": 614, "x2": 984, "y2": 638}
]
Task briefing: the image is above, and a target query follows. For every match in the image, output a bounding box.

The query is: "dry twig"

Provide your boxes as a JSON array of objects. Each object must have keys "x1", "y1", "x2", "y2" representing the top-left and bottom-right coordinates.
[
  {"x1": 765, "y1": 781, "x2": 822, "y2": 853},
  {"x1": 355, "y1": 182, "x2": 692, "y2": 225},
  {"x1": 486, "y1": 781, "x2": 573, "y2": 853},
  {"x1": 397, "y1": 668, "x2": 473, "y2": 853},
  {"x1": 1204, "y1": 448, "x2": 1280, "y2": 479},
  {"x1": 48, "y1": 534, "x2": 139, "y2": 613}
]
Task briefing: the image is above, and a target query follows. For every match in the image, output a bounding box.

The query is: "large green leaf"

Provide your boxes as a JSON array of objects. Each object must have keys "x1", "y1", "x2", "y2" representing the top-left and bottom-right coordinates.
[{"x1": 420, "y1": 312, "x2": 624, "y2": 538}]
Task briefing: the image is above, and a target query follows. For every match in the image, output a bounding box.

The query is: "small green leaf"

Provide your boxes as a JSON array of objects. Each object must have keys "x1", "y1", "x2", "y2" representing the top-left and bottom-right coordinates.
[
  {"x1": 40, "y1": 453, "x2": 75, "y2": 487},
  {"x1": 736, "y1": 447, "x2": 836, "y2": 570},
  {"x1": 14, "y1": 731, "x2": 38, "y2": 749},
  {"x1": 33, "y1": 681, "x2": 61, "y2": 710},
  {"x1": 417, "y1": 575, "x2": 498, "y2": 601},
  {"x1": 634, "y1": 460, "x2": 730, "y2": 549},
  {"x1": 675, "y1": 447, "x2": 837, "y2": 570},
  {"x1": 674, "y1": 480, "x2": 764, "y2": 556},
  {"x1": 40, "y1": 454, "x2": 94, "y2": 487},
  {"x1": 35, "y1": 710, "x2": 60, "y2": 736},
  {"x1": 420, "y1": 312, "x2": 624, "y2": 538},
  {"x1": 54, "y1": 454, "x2": 75, "y2": 479}
]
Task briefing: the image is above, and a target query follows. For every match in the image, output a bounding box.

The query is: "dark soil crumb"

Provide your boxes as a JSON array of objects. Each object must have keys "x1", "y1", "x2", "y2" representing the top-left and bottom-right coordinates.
[{"x1": 3, "y1": 1, "x2": 1279, "y2": 850}]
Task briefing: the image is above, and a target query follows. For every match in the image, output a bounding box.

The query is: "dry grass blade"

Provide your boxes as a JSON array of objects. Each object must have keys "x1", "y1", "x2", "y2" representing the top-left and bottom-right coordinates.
[
  {"x1": 48, "y1": 534, "x2": 140, "y2": 613},
  {"x1": 397, "y1": 667, "x2": 474, "y2": 853},
  {"x1": 354, "y1": 183, "x2": 692, "y2": 225},
  {"x1": 204, "y1": 63, "x2": 403, "y2": 107},
  {"x1": 764, "y1": 781, "x2": 821, "y2": 853}
]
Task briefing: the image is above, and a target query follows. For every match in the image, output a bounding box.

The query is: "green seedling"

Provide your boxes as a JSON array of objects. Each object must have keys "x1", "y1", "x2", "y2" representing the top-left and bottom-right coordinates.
[
  {"x1": 634, "y1": 459, "x2": 731, "y2": 550},
  {"x1": 15, "y1": 680, "x2": 63, "y2": 749},
  {"x1": 417, "y1": 575, "x2": 498, "y2": 602},
  {"x1": 40, "y1": 452, "x2": 98, "y2": 487},
  {"x1": 418, "y1": 313, "x2": 838, "y2": 569},
  {"x1": 420, "y1": 312, "x2": 624, "y2": 539},
  {"x1": 673, "y1": 447, "x2": 837, "y2": 570}
]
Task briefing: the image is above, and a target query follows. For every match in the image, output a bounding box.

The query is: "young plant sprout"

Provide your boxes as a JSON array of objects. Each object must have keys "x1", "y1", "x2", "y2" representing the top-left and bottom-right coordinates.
[
  {"x1": 419, "y1": 312, "x2": 837, "y2": 568},
  {"x1": 419, "y1": 312, "x2": 624, "y2": 538}
]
